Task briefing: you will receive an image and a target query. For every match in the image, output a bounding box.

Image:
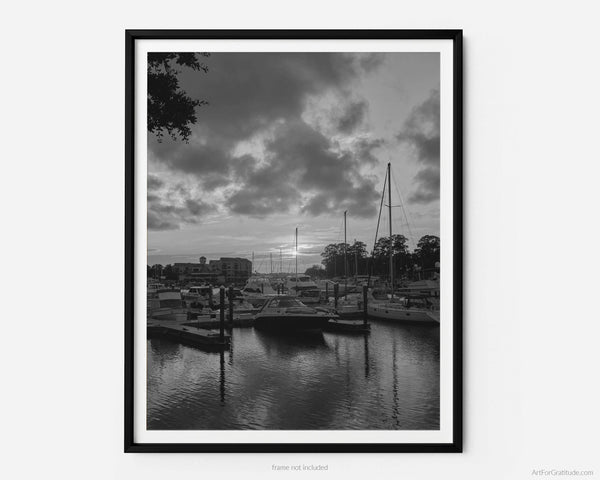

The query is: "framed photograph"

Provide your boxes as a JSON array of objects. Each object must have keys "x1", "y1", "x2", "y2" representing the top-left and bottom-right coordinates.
[{"x1": 125, "y1": 29, "x2": 462, "y2": 453}]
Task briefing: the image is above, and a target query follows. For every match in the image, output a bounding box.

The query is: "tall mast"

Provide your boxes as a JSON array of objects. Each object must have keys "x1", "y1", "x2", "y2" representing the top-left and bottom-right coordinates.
[
  {"x1": 280, "y1": 248, "x2": 282, "y2": 273},
  {"x1": 344, "y1": 210, "x2": 348, "y2": 299},
  {"x1": 388, "y1": 162, "x2": 394, "y2": 299},
  {"x1": 295, "y1": 227, "x2": 298, "y2": 284},
  {"x1": 354, "y1": 238, "x2": 358, "y2": 279},
  {"x1": 270, "y1": 252, "x2": 273, "y2": 274}
]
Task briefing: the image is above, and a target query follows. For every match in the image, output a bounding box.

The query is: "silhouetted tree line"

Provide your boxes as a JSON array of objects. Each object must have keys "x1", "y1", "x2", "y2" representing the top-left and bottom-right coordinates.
[
  {"x1": 147, "y1": 264, "x2": 178, "y2": 281},
  {"x1": 319, "y1": 235, "x2": 440, "y2": 280}
]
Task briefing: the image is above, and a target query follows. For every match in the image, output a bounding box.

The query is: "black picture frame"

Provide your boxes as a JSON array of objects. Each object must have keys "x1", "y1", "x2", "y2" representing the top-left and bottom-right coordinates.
[{"x1": 125, "y1": 29, "x2": 463, "y2": 453}]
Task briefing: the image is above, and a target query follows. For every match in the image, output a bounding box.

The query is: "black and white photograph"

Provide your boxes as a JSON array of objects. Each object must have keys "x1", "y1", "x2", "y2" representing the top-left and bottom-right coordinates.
[
  {"x1": 6, "y1": 1, "x2": 600, "y2": 478},
  {"x1": 147, "y1": 50, "x2": 442, "y2": 429},
  {"x1": 126, "y1": 31, "x2": 461, "y2": 451}
]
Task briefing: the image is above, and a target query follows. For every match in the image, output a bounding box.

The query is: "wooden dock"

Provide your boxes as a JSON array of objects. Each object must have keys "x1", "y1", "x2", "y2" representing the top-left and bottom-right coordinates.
[{"x1": 148, "y1": 320, "x2": 230, "y2": 348}]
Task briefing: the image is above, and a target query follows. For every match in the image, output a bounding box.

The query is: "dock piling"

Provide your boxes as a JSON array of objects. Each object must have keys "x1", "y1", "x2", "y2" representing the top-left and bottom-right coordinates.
[
  {"x1": 219, "y1": 286, "x2": 225, "y2": 341},
  {"x1": 362, "y1": 284, "x2": 368, "y2": 326},
  {"x1": 228, "y1": 285, "x2": 234, "y2": 326},
  {"x1": 334, "y1": 283, "x2": 339, "y2": 309}
]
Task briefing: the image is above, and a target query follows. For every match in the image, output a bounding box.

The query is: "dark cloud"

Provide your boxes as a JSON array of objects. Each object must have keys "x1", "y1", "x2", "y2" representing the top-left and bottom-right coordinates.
[
  {"x1": 179, "y1": 52, "x2": 368, "y2": 145},
  {"x1": 148, "y1": 53, "x2": 385, "y2": 226},
  {"x1": 336, "y1": 100, "x2": 367, "y2": 133},
  {"x1": 227, "y1": 182, "x2": 301, "y2": 217},
  {"x1": 355, "y1": 137, "x2": 384, "y2": 165},
  {"x1": 357, "y1": 52, "x2": 385, "y2": 72},
  {"x1": 147, "y1": 182, "x2": 214, "y2": 231},
  {"x1": 148, "y1": 174, "x2": 163, "y2": 190},
  {"x1": 185, "y1": 198, "x2": 209, "y2": 216},
  {"x1": 148, "y1": 52, "x2": 380, "y2": 168},
  {"x1": 225, "y1": 120, "x2": 380, "y2": 218},
  {"x1": 396, "y1": 89, "x2": 440, "y2": 204},
  {"x1": 149, "y1": 139, "x2": 234, "y2": 190},
  {"x1": 147, "y1": 212, "x2": 179, "y2": 231},
  {"x1": 408, "y1": 167, "x2": 440, "y2": 204}
]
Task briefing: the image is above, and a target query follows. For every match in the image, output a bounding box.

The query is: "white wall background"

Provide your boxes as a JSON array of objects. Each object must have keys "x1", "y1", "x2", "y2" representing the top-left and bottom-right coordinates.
[{"x1": 1, "y1": 1, "x2": 599, "y2": 478}]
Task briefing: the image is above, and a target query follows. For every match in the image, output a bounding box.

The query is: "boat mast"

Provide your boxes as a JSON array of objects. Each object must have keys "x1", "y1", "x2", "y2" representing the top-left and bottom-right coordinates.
[
  {"x1": 388, "y1": 162, "x2": 394, "y2": 299},
  {"x1": 295, "y1": 227, "x2": 298, "y2": 288},
  {"x1": 344, "y1": 210, "x2": 348, "y2": 299},
  {"x1": 354, "y1": 238, "x2": 358, "y2": 280}
]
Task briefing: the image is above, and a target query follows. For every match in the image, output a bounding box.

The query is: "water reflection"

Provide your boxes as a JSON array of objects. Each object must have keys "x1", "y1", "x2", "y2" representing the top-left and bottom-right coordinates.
[
  {"x1": 219, "y1": 350, "x2": 225, "y2": 404},
  {"x1": 147, "y1": 321, "x2": 439, "y2": 430},
  {"x1": 363, "y1": 333, "x2": 370, "y2": 378},
  {"x1": 255, "y1": 330, "x2": 329, "y2": 358}
]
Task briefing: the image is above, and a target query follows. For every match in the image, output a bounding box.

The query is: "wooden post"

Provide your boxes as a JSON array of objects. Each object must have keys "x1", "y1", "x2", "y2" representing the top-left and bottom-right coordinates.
[
  {"x1": 228, "y1": 285, "x2": 234, "y2": 327},
  {"x1": 219, "y1": 286, "x2": 225, "y2": 342},
  {"x1": 325, "y1": 282, "x2": 329, "y2": 301},
  {"x1": 333, "y1": 282, "x2": 339, "y2": 309},
  {"x1": 208, "y1": 285, "x2": 213, "y2": 309},
  {"x1": 362, "y1": 284, "x2": 368, "y2": 326}
]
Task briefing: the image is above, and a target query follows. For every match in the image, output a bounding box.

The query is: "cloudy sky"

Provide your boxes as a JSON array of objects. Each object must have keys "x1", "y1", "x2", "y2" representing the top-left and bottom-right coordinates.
[{"x1": 148, "y1": 52, "x2": 440, "y2": 272}]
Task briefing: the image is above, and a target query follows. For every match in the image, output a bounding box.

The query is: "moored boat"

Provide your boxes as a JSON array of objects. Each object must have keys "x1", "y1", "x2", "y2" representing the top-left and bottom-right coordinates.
[
  {"x1": 148, "y1": 289, "x2": 188, "y2": 321},
  {"x1": 365, "y1": 162, "x2": 440, "y2": 325},
  {"x1": 147, "y1": 282, "x2": 165, "y2": 298},
  {"x1": 285, "y1": 275, "x2": 321, "y2": 304},
  {"x1": 253, "y1": 296, "x2": 336, "y2": 332},
  {"x1": 242, "y1": 276, "x2": 277, "y2": 306},
  {"x1": 327, "y1": 293, "x2": 365, "y2": 318},
  {"x1": 182, "y1": 285, "x2": 212, "y2": 307},
  {"x1": 368, "y1": 294, "x2": 439, "y2": 324}
]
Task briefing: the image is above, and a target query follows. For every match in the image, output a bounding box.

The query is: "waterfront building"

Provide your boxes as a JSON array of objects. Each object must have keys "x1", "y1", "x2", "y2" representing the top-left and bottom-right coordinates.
[
  {"x1": 174, "y1": 256, "x2": 221, "y2": 284},
  {"x1": 210, "y1": 257, "x2": 252, "y2": 285},
  {"x1": 173, "y1": 256, "x2": 252, "y2": 286}
]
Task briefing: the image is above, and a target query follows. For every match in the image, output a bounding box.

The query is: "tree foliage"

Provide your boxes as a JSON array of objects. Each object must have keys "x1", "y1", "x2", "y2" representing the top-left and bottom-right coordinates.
[
  {"x1": 371, "y1": 234, "x2": 412, "y2": 277},
  {"x1": 147, "y1": 53, "x2": 209, "y2": 142},
  {"x1": 148, "y1": 264, "x2": 163, "y2": 280},
  {"x1": 319, "y1": 234, "x2": 440, "y2": 282},
  {"x1": 320, "y1": 240, "x2": 369, "y2": 277},
  {"x1": 305, "y1": 264, "x2": 327, "y2": 279},
  {"x1": 413, "y1": 235, "x2": 440, "y2": 270}
]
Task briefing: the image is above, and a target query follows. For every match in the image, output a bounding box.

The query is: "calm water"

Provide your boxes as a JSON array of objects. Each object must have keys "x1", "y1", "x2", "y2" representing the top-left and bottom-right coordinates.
[{"x1": 147, "y1": 322, "x2": 439, "y2": 430}]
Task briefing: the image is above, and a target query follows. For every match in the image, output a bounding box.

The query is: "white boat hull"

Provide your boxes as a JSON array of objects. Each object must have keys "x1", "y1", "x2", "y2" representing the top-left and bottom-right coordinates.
[{"x1": 367, "y1": 303, "x2": 439, "y2": 323}]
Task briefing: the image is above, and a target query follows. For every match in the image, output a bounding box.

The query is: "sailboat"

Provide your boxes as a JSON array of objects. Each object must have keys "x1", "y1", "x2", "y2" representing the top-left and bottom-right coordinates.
[
  {"x1": 284, "y1": 227, "x2": 321, "y2": 304},
  {"x1": 327, "y1": 210, "x2": 366, "y2": 318},
  {"x1": 367, "y1": 162, "x2": 440, "y2": 324}
]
